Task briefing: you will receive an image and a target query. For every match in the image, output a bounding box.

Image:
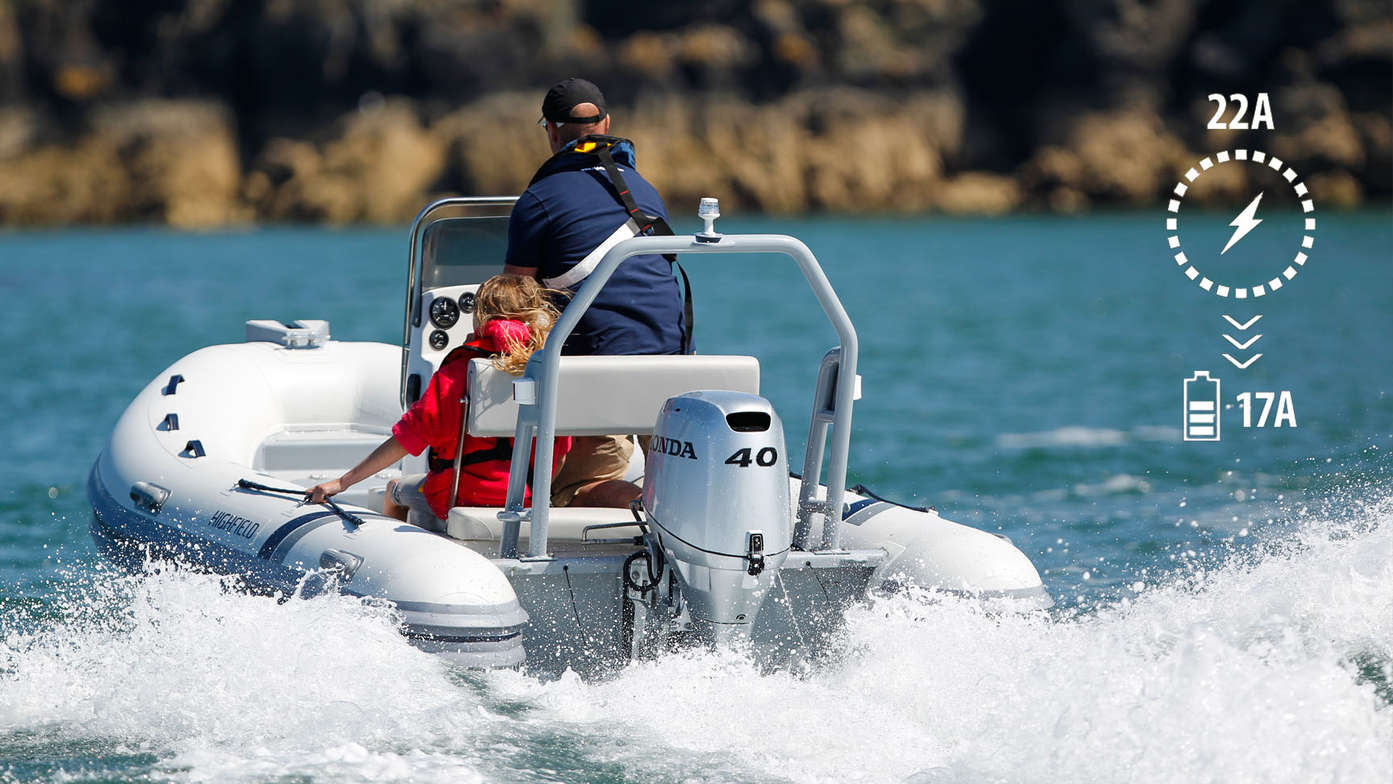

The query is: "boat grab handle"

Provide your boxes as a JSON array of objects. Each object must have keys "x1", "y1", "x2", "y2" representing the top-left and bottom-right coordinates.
[{"x1": 236, "y1": 479, "x2": 366, "y2": 528}]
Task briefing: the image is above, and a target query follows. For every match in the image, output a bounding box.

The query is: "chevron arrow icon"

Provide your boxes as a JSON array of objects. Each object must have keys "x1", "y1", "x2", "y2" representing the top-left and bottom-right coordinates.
[
  {"x1": 1222, "y1": 314, "x2": 1262, "y2": 331},
  {"x1": 1223, "y1": 353, "x2": 1262, "y2": 369},
  {"x1": 1223, "y1": 333, "x2": 1263, "y2": 350}
]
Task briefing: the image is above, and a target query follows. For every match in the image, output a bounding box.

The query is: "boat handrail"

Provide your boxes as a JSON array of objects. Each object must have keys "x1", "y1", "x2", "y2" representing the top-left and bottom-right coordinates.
[
  {"x1": 401, "y1": 196, "x2": 518, "y2": 410},
  {"x1": 499, "y1": 233, "x2": 859, "y2": 559}
]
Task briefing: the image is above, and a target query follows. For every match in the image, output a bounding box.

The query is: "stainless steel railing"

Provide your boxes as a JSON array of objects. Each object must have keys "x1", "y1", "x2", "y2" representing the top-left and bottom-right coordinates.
[{"x1": 498, "y1": 233, "x2": 859, "y2": 559}]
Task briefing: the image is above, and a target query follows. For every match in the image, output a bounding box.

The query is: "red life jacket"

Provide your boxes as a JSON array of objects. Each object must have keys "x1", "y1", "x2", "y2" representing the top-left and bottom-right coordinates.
[
  {"x1": 425, "y1": 342, "x2": 510, "y2": 465},
  {"x1": 403, "y1": 335, "x2": 569, "y2": 518},
  {"x1": 419, "y1": 340, "x2": 514, "y2": 518}
]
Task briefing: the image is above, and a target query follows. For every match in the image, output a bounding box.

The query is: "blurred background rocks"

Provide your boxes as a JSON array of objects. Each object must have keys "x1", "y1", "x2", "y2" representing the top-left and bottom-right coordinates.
[{"x1": 0, "y1": 0, "x2": 1386, "y2": 225}]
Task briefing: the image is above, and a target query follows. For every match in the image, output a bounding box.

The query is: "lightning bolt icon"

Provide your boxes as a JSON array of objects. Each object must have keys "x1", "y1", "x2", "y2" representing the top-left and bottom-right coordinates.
[{"x1": 1221, "y1": 192, "x2": 1264, "y2": 255}]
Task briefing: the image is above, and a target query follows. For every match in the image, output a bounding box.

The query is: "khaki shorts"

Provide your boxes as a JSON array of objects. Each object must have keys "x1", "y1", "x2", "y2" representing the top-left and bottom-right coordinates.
[{"x1": 551, "y1": 435, "x2": 636, "y2": 507}]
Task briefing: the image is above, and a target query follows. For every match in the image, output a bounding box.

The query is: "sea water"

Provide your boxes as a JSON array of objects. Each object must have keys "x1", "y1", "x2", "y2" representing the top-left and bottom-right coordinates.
[{"x1": 0, "y1": 212, "x2": 1389, "y2": 782}]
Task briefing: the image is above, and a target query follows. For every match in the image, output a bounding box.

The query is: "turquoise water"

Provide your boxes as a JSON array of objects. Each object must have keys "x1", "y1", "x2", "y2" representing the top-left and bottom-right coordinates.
[{"x1": 1, "y1": 212, "x2": 1390, "y2": 782}]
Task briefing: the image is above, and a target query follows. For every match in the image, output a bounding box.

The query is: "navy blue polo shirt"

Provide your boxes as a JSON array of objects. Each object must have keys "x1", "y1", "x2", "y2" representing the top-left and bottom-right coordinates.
[{"x1": 505, "y1": 140, "x2": 684, "y2": 356}]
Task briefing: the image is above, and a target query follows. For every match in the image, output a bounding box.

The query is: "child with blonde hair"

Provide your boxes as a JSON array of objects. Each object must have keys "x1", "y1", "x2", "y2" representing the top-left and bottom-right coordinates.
[{"x1": 308, "y1": 275, "x2": 570, "y2": 521}]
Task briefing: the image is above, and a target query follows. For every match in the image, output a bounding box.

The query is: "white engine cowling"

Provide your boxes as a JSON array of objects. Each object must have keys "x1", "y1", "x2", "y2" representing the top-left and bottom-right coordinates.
[{"x1": 642, "y1": 391, "x2": 791, "y2": 637}]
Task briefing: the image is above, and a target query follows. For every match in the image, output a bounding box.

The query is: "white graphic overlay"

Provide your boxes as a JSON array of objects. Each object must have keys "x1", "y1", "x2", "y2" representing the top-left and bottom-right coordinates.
[
  {"x1": 1166, "y1": 150, "x2": 1316, "y2": 299},
  {"x1": 1220, "y1": 314, "x2": 1263, "y2": 369},
  {"x1": 1221, "y1": 192, "x2": 1264, "y2": 255},
  {"x1": 1183, "y1": 371, "x2": 1222, "y2": 441}
]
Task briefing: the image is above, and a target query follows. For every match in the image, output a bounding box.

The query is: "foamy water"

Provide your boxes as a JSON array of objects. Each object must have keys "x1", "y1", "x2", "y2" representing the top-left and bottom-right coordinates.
[
  {"x1": 995, "y1": 425, "x2": 1181, "y2": 450},
  {"x1": 3, "y1": 502, "x2": 1388, "y2": 784},
  {"x1": 0, "y1": 568, "x2": 507, "y2": 782}
]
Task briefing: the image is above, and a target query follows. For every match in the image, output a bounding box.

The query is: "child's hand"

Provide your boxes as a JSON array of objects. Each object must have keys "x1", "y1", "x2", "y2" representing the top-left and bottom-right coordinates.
[{"x1": 306, "y1": 478, "x2": 343, "y2": 504}]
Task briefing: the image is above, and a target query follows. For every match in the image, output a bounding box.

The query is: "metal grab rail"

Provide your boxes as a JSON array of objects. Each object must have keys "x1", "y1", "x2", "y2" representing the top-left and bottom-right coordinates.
[
  {"x1": 499, "y1": 234, "x2": 859, "y2": 559},
  {"x1": 796, "y1": 348, "x2": 850, "y2": 549}
]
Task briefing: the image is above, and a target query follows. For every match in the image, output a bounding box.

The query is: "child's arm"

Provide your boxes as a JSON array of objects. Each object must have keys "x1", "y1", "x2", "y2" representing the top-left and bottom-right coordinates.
[{"x1": 306, "y1": 437, "x2": 409, "y2": 503}]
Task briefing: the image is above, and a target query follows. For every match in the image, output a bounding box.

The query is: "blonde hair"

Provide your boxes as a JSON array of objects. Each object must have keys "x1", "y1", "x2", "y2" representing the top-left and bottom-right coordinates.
[{"x1": 473, "y1": 275, "x2": 561, "y2": 376}]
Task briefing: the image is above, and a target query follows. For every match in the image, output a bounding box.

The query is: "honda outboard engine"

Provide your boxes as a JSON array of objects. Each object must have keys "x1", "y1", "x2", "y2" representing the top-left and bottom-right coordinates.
[{"x1": 642, "y1": 390, "x2": 791, "y2": 643}]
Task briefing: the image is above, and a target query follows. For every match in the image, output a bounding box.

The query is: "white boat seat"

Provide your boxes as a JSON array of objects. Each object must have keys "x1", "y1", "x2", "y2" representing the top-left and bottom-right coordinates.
[
  {"x1": 465, "y1": 355, "x2": 759, "y2": 437},
  {"x1": 446, "y1": 506, "x2": 640, "y2": 542},
  {"x1": 253, "y1": 427, "x2": 391, "y2": 472}
]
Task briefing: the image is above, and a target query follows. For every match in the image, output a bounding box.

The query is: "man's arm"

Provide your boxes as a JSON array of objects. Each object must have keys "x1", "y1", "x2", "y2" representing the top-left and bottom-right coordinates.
[{"x1": 504, "y1": 264, "x2": 538, "y2": 277}]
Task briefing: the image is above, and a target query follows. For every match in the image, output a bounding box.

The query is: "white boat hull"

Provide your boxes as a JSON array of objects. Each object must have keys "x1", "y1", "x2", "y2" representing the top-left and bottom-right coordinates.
[{"x1": 90, "y1": 338, "x2": 1050, "y2": 672}]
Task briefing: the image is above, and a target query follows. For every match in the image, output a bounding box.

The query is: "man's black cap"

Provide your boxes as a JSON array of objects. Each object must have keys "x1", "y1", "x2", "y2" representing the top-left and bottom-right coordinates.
[{"x1": 541, "y1": 77, "x2": 607, "y2": 125}]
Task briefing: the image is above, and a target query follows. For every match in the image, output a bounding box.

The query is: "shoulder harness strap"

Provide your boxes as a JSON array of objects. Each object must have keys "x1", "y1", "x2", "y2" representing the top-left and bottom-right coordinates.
[{"x1": 428, "y1": 440, "x2": 513, "y2": 473}]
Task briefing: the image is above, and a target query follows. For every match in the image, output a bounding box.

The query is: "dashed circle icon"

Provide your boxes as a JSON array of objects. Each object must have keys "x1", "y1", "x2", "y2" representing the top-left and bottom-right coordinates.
[{"x1": 1165, "y1": 149, "x2": 1316, "y2": 299}]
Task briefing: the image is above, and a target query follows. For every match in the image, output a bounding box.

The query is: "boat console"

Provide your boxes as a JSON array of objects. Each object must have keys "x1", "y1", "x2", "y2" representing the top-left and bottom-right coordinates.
[{"x1": 401, "y1": 198, "x2": 516, "y2": 411}]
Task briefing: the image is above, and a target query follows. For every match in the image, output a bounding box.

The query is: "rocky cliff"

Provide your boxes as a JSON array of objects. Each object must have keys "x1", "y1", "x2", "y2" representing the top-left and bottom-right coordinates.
[{"x1": 0, "y1": 0, "x2": 1387, "y2": 226}]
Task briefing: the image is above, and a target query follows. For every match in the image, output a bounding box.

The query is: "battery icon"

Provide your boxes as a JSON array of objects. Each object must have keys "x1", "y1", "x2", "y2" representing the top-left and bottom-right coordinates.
[{"x1": 1183, "y1": 371, "x2": 1221, "y2": 441}]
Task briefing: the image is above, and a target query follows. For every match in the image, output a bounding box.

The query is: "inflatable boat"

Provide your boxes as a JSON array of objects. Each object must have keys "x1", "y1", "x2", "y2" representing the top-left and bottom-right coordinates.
[{"x1": 88, "y1": 197, "x2": 1051, "y2": 672}]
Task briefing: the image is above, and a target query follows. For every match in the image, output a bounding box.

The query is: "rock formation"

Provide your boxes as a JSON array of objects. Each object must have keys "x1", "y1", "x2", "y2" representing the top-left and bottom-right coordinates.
[{"x1": 0, "y1": 0, "x2": 1385, "y2": 225}]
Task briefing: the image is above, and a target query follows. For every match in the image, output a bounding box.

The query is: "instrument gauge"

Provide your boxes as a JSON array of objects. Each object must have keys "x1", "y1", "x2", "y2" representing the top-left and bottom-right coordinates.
[
  {"x1": 430, "y1": 297, "x2": 460, "y2": 329},
  {"x1": 428, "y1": 329, "x2": 450, "y2": 351},
  {"x1": 459, "y1": 291, "x2": 476, "y2": 314}
]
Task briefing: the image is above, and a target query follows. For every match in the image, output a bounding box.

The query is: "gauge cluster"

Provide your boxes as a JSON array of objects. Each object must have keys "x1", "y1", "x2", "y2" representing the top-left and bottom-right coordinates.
[{"x1": 419, "y1": 285, "x2": 479, "y2": 359}]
